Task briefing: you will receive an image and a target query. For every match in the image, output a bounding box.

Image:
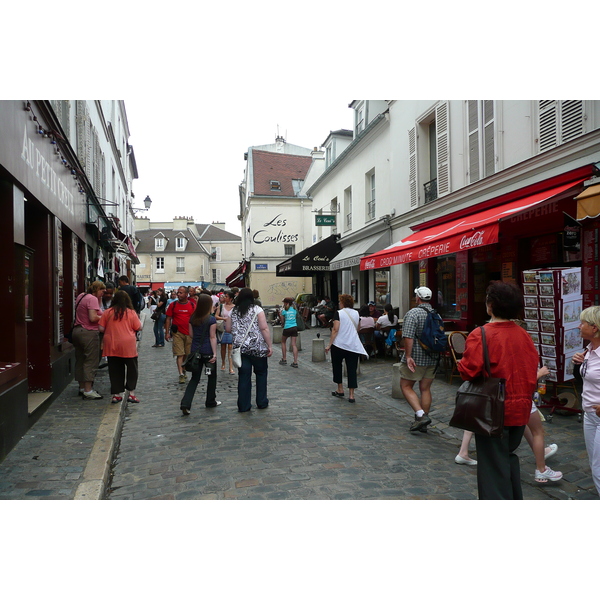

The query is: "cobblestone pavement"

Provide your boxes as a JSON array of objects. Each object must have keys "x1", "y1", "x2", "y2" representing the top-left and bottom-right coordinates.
[
  {"x1": 1, "y1": 313, "x2": 597, "y2": 501},
  {"x1": 107, "y1": 322, "x2": 598, "y2": 501}
]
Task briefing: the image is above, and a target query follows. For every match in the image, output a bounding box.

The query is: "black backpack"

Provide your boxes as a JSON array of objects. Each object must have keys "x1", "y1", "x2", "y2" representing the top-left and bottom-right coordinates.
[{"x1": 416, "y1": 306, "x2": 447, "y2": 355}]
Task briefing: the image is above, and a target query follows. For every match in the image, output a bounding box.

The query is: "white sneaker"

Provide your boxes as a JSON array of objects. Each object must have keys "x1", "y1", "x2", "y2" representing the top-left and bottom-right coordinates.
[
  {"x1": 545, "y1": 443, "x2": 558, "y2": 460},
  {"x1": 82, "y1": 390, "x2": 103, "y2": 400},
  {"x1": 535, "y1": 467, "x2": 563, "y2": 482}
]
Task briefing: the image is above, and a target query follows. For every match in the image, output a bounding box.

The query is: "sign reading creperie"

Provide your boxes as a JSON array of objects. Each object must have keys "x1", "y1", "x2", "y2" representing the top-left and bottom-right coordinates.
[{"x1": 360, "y1": 224, "x2": 499, "y2": 270}]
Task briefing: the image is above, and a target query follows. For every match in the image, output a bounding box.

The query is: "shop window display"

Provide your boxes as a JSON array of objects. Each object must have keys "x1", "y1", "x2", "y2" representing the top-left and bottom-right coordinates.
[{"x1": 436, "y1": 255, "x2": 461, "y2": 319}]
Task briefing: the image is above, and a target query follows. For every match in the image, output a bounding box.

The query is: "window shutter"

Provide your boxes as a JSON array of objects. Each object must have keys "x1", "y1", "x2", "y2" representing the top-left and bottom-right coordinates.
[
  {"x1": 408, "y1": 127, "x2": 418, "y2": 207},
  {"x1": 561, "y1": 100, "x2": 584, "y2": 143},
  {"x1": 217, "y1": 269, "x2": 222, "y2": 283},
  {"x1": 483, "y1": 100, "x2": 495, "y2": 178},
  {"x1": 76, "y1": 101, "x2": 89, "y2": 172},
  {"x1": 539, "y1": 100, "x2": 558, "y2": 152},
  {"x1": 436, "y1": 102, "x2": 450, "y2": 196},
  {"x1": 467, "y1": 100, "x2": 479, "y2": 183}
]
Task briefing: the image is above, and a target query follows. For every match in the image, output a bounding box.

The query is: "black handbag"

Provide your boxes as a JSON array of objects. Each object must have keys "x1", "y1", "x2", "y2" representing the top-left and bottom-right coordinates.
[
  {"x1": 449, "y1": 326, "x2": 506, "y2": 437},
  {"x1": 65, "y1": 294, "x2": 86, "y2": 343},
  {"x1": 183, "y1": 321, "x2": 210, "y2": 372}
]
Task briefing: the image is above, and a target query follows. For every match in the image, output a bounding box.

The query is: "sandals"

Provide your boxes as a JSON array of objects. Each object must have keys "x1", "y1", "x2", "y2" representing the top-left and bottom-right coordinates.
[
  {"x1": 290, "y1": 363, "x2": 298, "y2": 368},
  {"x1": 332, "y1": 391, "x2": 344, "y2": 398},
  {"x1": 279, "y1": 359, "x2": 287, "y2": 365},
  {"x1": 111, "y1": 395, "x2": 123, "y2": 404},
  {"x1": 127, "y1": 394, "x2": 140, "y2": 404},
  {"x1": 181, "y1": 407, "x2": 190, "y2": 416}
]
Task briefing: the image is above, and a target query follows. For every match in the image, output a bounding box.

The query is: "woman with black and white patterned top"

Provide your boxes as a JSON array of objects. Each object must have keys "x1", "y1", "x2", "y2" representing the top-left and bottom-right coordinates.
[{"x1": 226, "y1": 287, "x2": 273, "y2": 412}]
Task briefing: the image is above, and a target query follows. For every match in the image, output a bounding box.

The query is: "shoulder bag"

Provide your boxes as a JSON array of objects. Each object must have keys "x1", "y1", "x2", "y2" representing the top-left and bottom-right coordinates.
[
  {"x1": 294, "y1": 303, "x2": 305, "y2": 331},
  {"x1": 183, "y1": 320, "x2": 210, "y2": 372},
  {"x1": 231, "y1": 308, "x2": 258, "y2": 369},
  {"x1": 449, "y1": 326, "x2": 506, "y2": 437},
  {"x1": 65, "y1": 294, "x2": 87, "y2": 343}
]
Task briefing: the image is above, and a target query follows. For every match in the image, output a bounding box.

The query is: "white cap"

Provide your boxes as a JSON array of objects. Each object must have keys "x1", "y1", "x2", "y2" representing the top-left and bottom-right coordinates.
[{"x1": 414, "y1": 286, "x2": 432, "y2": 300}]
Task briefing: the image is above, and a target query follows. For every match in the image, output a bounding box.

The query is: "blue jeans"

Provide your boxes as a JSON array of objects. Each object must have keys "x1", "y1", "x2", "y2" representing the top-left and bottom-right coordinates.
[
  {"x1": 153, "y1": 313, "x2": 166, "y2": 345},
  {"x1": 180, "y1": 356, "x2": 218, "y2": 409},
  {"x1": 237, "y1": 353, "x2": 268, "y2": 412}
]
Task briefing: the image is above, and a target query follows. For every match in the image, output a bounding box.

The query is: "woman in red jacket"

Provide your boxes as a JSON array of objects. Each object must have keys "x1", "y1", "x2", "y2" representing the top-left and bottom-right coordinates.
[{"x1": 458, "y1": 281, "x2": 539, "y2": 500}]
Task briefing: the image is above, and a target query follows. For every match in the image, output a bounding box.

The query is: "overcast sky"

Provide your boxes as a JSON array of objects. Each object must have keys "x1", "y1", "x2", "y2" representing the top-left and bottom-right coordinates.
[{"x1": 124, "y1": 95, "x2": 354, "y2": 235}]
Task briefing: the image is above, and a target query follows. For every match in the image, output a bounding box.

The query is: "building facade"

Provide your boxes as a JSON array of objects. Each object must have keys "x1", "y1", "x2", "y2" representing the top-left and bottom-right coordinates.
[
  {"x1": 0, "y1": 100, "x2": 138, "y2": 460},
  {"x1": 239, "y1": 137, "x2": 316, "y2": 305},
  {"x1": 134, "y1": 217, "x2": 242, "y2": 291}
]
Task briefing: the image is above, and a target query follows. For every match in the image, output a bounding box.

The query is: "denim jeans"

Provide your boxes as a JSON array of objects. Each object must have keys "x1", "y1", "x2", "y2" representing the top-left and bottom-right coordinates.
[
  {"x1": 583, "y1": 411, "x2": 600, "y2": 496},
  {"x1": 180, "y1": 355, "x2": 218, "y2": 409},
  {"x1": 153, "y1": 313, "x2": 166, "y2": 345},
  {"x1": 237, "y1": 353, "x2": 268, "y2": 412}
]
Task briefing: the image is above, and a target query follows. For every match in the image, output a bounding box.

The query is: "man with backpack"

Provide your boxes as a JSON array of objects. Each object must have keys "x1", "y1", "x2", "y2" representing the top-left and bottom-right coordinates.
[{"x1": 400, "y1": 287, "x2": 447, "y2": 433}]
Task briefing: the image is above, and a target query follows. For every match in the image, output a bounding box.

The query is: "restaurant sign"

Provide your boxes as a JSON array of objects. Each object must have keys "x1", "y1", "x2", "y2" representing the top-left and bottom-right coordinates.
[{"x1": 315, "y1": 215, "x2": 336, "y2": 226}]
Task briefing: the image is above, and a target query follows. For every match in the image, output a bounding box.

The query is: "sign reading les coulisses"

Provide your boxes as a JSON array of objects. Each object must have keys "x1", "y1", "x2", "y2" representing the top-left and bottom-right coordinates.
[{"x1": 360, "y1": 225, "x2": 499, "y2": 270}]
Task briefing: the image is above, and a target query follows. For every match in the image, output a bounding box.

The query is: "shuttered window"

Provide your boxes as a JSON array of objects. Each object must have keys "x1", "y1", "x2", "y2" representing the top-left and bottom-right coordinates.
[
  {"x1": 538, "y1": 100, "x2": 585, "y2": 152},
  {"x1": 467, "y1": 100, "x2": 495, "y2": 184},
  {"x1": 408, "y1": 127, "x2": 418, "y2": 207},
  {"x1": 435, "y1": 102, "x2": 450, "y2": 196}
]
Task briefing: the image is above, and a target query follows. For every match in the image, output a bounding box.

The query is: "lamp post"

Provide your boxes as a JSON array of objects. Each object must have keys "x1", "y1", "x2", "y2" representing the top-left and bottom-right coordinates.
[{"x1": 133, "y1": 195, "x2": 152, "y2": 214}]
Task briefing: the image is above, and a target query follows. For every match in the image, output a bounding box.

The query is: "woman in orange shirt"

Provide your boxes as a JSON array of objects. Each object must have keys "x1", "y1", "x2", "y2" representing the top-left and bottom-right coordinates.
[{"x1": 98, "y1": 290, "x2": 142, "y2": 404}]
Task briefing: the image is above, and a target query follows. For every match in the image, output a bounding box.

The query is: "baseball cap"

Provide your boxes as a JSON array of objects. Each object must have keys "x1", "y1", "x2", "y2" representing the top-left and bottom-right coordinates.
[
  {"x1": 414, "y1": 286, "x2": 432, "y2": 300},
  {"x1": 368, "y1": 301, "x2": 376, "y2": 306}
]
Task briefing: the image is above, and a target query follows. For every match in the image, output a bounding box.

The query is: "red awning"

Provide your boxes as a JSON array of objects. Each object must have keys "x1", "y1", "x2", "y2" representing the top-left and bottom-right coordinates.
[
  {"x1": 361, "y1": 179, "x2": 586, "y2": 270},
  {"x1": 226, "y1": 261, "x2": 249, "y2": 287}
]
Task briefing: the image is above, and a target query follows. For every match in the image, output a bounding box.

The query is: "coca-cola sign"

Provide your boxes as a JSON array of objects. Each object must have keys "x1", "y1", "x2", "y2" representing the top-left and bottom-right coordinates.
[{"x1": 459, "y1": 231, "x2": 485, "y2": 249}]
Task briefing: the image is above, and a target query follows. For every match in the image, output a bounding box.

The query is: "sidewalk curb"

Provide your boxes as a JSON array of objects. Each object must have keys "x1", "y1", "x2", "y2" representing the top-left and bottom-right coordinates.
[{"x1": 73, "y1": 398, "x2": 126, "y2": 500}]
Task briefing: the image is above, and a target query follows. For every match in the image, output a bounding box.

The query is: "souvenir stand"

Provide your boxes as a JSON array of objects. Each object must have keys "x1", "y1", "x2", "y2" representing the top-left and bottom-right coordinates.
[{"x1": 522, "y1": 267, "x2": 583, "y2": 422}]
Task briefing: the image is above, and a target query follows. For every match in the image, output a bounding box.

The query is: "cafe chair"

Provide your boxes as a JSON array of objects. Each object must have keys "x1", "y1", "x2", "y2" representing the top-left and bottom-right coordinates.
[
  {"x1": 448, "y1": 331, "x2": 468, "y2": 385},
  {"x1": 359, "y1": 327, "x2": 375, "y2": 359}
]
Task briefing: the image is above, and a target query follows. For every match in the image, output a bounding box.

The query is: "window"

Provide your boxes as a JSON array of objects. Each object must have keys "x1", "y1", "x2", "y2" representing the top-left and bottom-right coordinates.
[
  {"x1": 467, "y1": 100, "x2": 495, "y2": 184},
  {"x1": 538, "y1": 100, "x2": 585, "y2": 152},
  {"x1": 155, "y1": 237, "x2": 165, "y2": 251},
  {"x1": 270, "y1": 180, "x2": 281, "y2": 191},
  {"x1": 330, "y1": 198, "x2": 338, "y2": 235},
  {"x1": 344, "y1": 187, "x2": 352, "y2": 231},
  {"x1": 292, "y1": 179, "x2": 304, "y2": 195},
  {"x1": 366, "y1": 171, "x2": 376, "y2": 220},
  {"x1": 155, "y1": 257, "x2": 164, "y2": 273},
  {"x1": 355, "y1": 103, "x2": 365, "y2": 135},
  {"x1": 212, "y1": 269, "x2": 222, "y2": 284},
  {"x1": 436, "y1": 255, "x2": 461, "y2": 320},
  {"x1": 176, "y1": 257, "x2": 185, "y2": 273},
  {"x1": 284, "y1": 244, "x2": 295, "y2": 256},
  {"x1": 211, "y1": 247, "x2": 221, "y2": 261},
  {"x1": 176, "y1": 236, "x2": 186, "y2": 251}
]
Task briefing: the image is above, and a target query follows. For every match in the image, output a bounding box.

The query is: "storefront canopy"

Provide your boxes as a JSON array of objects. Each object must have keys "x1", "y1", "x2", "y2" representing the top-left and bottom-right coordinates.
[
  {"x1": 226, "y1": 261, "x2": 250, "y2": 288},
  {"x1": 330, "y1": 233, "x2": 388, "y2": 271},
  {"x1": 276, "y1": 234, "x2": 341, "y2": 277},
  {"x1": 361, "y1": 179, "x2": 587, "y2": 270},
  {"x1": 575, "y1": 183, "x2": 600, "y2": 220}
]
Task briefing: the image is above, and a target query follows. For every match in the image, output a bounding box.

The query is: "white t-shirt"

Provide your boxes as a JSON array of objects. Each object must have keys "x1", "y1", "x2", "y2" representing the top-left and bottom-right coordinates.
[
  {"x1": 581, "y1": 344, "x2": 600, "y2": 413},
  {"x1": 377, "y1": 313, "x2": 398, "y2": 328}
]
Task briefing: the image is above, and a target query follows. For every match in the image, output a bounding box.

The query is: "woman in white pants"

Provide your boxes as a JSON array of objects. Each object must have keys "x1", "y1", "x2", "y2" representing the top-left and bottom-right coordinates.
[{"x1": 572, "y1": 306, "x2": 600, "y2": 497}]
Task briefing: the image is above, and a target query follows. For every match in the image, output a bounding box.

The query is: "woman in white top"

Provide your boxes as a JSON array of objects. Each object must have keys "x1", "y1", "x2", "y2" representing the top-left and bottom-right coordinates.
[
  {"x1": 374, "y1": 303, "x2": 399, "y2": 355},
  {"x1": 325, "y1": 294, "x2": 368, "y2": 403},
  {"x1": 572, "y1": 305, "x2": 600, "y2": 496},
  {"x1": 215, "y1": 291, "x2": 235, "y2": 374}
]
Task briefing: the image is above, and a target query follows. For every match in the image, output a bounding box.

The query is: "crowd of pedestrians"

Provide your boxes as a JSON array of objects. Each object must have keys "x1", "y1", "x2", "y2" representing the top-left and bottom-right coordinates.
[{"x1": 72, "y1": 277, "x2": 600, "y2": 500}]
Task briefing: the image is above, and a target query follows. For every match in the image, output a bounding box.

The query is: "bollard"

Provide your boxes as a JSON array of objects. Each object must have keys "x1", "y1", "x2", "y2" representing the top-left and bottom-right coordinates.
[
  {"x1": 272, "y1": 325, "x2": 283, "y2": 344},
  {"x1": 392, "y1": 363, "x2": 404, "y2": 399},
  {"x1": 312, "y1": 338, "x2": 326, "y2": 362},
  {"x1": 293, "y1": 334, "x2": 302, "y2": 352}
]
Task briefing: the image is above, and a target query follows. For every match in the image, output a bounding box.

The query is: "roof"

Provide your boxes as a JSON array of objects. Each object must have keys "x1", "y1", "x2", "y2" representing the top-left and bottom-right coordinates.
[
  {"x1": 134, "y1": 228, "x2": 206, "y2": 254},
  {"x1": 194, "y1": 223, "x2": 241, "y2": 242},
  {"x1": 251, "y1": 149, "x2": 313, "y2": 197}
]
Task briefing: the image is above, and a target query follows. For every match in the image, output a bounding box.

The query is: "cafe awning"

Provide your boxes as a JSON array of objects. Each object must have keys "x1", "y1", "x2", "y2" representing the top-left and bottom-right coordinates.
[
  {"x1": 575, "y1": 184, "x2": 600, "y2": 220},
  {"x1": 276, "y1": 234, "x2": 341, "y2": 277},
  {"x1": 361, "y1": 178, "x2": 586, "y2": 270},
  {"x1": 330, "y1": 233, "x2": 388, "y2": 271},
  {"x1": 226, "y1": 261, "x2": 250, "y2": 288}
]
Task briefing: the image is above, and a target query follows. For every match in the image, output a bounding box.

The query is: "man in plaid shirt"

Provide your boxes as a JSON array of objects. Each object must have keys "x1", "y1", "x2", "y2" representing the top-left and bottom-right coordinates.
[{"x1": 400, "y1": 287, "x2": 439, "y2": 432}]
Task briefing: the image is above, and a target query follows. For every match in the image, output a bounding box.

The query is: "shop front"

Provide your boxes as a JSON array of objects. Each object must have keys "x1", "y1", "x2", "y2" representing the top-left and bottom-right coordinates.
[
  {"x1": 361, "y1": 167, "x2": 593, "y2": 331},
  {"x1": 276, "y1": 234, "x2": 341, "y2": 300}
]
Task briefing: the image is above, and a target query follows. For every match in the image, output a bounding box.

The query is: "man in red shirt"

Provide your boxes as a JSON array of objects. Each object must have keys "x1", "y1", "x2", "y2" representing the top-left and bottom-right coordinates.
[{"x1": 165, "y1": 286, "x2": 197, "y2": 383}]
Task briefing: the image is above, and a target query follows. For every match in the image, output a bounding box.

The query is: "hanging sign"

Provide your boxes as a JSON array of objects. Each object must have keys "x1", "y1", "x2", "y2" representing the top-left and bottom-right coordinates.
[{"x1": 315, "y1": 215, "x2": 336, "y2": 226}]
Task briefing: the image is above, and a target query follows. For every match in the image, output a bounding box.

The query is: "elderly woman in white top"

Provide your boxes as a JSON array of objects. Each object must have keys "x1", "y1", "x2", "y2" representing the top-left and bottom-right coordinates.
[
  {"x1": 572, "y1": 305, "x2": 600, "y2": 496},
  {"x1": 326, "y1": 294, "x2": 368, "y2": 403}
]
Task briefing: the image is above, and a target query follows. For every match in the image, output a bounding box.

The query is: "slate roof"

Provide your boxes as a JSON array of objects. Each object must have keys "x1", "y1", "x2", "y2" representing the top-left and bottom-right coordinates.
[
  {"x1": 251, "y1": 150, "x2": 312, "y2": 197},
  {"x1": 134, "y1": 225, "x2": 240, "y2": 254}
]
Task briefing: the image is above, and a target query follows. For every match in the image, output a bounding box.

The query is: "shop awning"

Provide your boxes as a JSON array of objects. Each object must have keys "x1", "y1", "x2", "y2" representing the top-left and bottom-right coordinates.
[
  {"x1": 575, "y1": 184, "x2": 600, "y2": 220},
  {"x1": 330, "y1": 233, "x2": 389, "y2": 271},
  {"x1": 276, "y1": 234, "x2": 341, "y2": 277},
  {"x1": 361, "y1": 179, "x2": 586, "y2": 270},
  {"x1": 226, "y1": 261, "x2": 250, "y2": 288}
]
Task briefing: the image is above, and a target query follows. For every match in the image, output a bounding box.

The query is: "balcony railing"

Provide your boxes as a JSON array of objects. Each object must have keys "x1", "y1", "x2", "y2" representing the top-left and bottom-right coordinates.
[{"x1": 424, "y1": 178, "x2": 438, "y2": 204}]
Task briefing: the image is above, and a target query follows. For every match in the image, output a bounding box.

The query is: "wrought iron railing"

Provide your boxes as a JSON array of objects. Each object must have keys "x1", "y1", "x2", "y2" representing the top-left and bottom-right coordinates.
[{"x1": 424, "y1": 178, "x2": 438, "y2": 204}]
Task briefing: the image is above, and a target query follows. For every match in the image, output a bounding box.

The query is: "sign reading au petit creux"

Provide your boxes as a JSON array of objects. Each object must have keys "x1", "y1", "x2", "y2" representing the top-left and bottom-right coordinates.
[{"x1": 315, "y1": 215, "x2": 336, "y2": 226}]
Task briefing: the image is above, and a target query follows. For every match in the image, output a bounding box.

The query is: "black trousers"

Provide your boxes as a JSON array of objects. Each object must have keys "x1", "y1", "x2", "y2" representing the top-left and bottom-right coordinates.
[
  {"x1": 475, "y1": 425, "x2": 526, "y2": 500},
  {"x1": 331, "y1": 345, "x2": 359, "y2": 389},
  {"x1": 107, "y1": 356, "x2": 139, "y2": 395}
]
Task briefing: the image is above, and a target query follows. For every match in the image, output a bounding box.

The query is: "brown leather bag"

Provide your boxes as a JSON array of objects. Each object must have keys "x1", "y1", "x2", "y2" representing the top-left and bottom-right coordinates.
[{"x1": 449, "y1": 326, "x2": 506, "y2": 437}]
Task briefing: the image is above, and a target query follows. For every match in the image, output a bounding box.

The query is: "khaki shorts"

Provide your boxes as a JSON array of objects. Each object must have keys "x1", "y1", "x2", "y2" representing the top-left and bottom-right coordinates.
[
  {"x1": 172, "y1": 331, "x2": 192, "y2": 356},
  {"x1": 399, "y1": 362, "x2": 437, "y2": 382}
]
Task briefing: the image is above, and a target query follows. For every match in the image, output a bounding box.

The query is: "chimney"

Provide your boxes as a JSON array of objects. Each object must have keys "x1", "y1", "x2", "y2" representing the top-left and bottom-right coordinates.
[{"x1": 212, "y1": 221, "x2": 226, "y2": 230}]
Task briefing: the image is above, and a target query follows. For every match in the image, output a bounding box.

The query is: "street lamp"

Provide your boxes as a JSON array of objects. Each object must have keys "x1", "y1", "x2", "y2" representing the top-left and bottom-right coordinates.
[{"x1": 133, "y1": 195, "x2": 152, "y2": 214}]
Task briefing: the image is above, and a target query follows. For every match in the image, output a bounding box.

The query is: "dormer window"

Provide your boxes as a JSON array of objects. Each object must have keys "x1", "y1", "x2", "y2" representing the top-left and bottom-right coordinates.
[
  {"x1": 176, "y1": 236, "x2": 186, "y2": 251},
  {"x1": 155, "y1": 237, "x2": 165, "y2": 251},
  {"x1": 270, "y1": 180, "x2": 281, "y2": 191}
]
